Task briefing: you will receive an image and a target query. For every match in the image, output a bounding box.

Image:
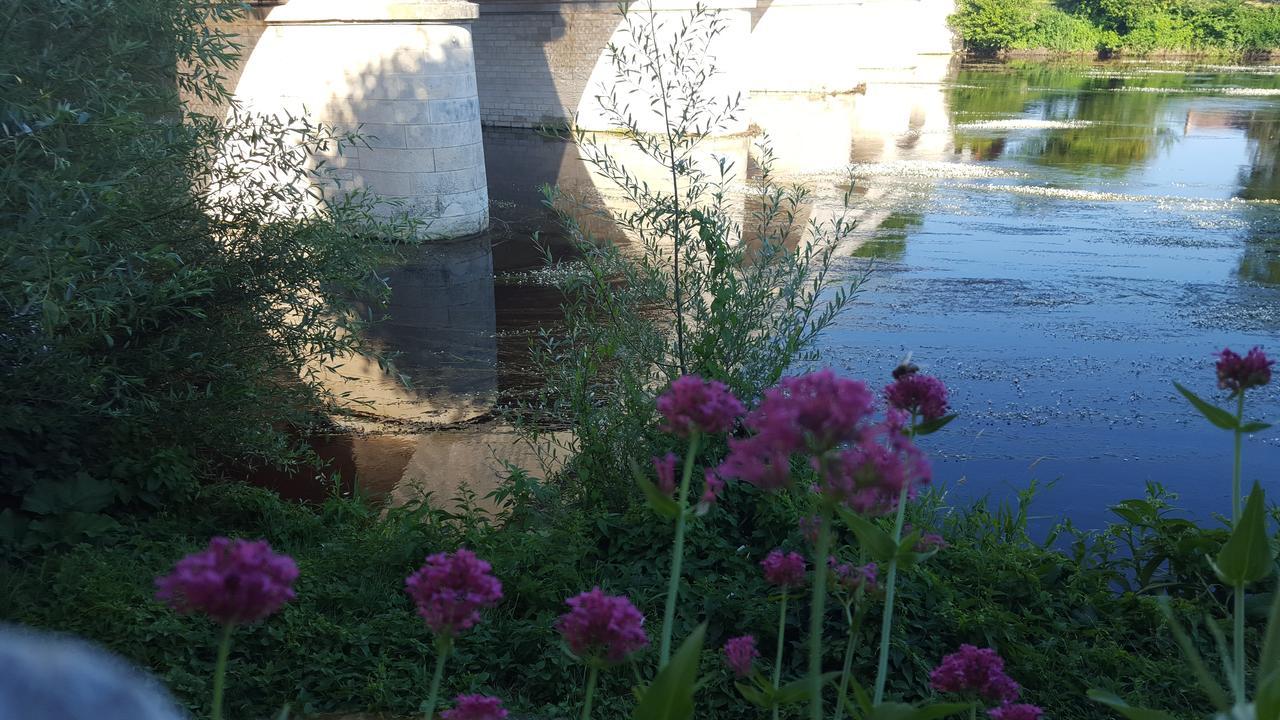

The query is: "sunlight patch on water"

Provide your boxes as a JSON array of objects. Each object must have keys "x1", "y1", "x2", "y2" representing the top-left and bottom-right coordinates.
[
  {"x1": 945, "y1": 181, "x2": 1280, "y2": 208},
  {"x1": 847, "y1": 161, "x2": 1025, "y2": 180},
  {"x1": 956, "y1": 119, "x2": 1096, "y2": 131}
]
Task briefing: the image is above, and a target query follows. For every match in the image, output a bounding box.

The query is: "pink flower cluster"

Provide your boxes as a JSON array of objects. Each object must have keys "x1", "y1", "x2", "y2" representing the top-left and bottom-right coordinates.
[
  {"x1": 404, "y1": 549, "x2": 503, "y2": 636},
  {"x1": 653, "y1": 453, "x2": 678, "y2": 495},
  {"x1": 556, "y1": 588, "x2": 649, "y2": 664},
  {"x1": 989, "y1": 704, "x2": 1043, "y2": 720},
  {"x1": 723, "y1": 635, "x2": 759, "y2": 678},
  {"x1": 829, "y1": 559, "x2": 878, "y2": 594},
  {"x1": 155, "y1": 537, "x2": 298, "y2": 625},
  {"x1": 930, "y1": 645, "x2": 1021, "y2": 704},
  {"x1": 741, "y1": 369, "x2": 876, "y2": 455},
  {"x1": 916, "y1": 533, "x2": 947, "y2": 552},
  {"x1": 761, "y1": 549, "x2": 807, "y2": 588},
  {"x1": 441, "y1": 695, "x2": 508, "y2": 720},
  {"x1": 656, "y1": 375, "x2": 745, "y2": 437},
  {"x1": 1216, "y1": 346, "x2": 1273, "y2": 396},
  {"x1": 903, "y1": 525, "x2": 948, "y2": 553},
  {"x1": 821, "y1": 420, "x2": 931, "y2": 516},
  {"x1": 717, "y1": 370, "x2": 931, "y2": 517},
  {"x1": 885, "y1": 371, "x2": 949, "y2": 422}
]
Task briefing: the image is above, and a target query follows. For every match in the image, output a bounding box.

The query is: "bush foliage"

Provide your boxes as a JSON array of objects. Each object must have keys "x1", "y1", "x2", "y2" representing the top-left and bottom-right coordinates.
[
  {"x1": 950, "y1": 0, "x2": 1280, "y2": 55},
  {"x1": 0, "y1": 0, "x2": 415, "y2": 538}
]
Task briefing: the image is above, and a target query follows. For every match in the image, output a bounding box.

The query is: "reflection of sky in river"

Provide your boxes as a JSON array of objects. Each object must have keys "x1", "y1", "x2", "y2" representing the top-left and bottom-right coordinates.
[{"x1": 826, "y1": 63, "x2": 1280, "y2": 529}]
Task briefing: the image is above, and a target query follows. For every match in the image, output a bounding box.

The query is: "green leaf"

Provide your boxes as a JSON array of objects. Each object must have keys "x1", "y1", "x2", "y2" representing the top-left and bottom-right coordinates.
[
  {"x1": 866, "y1": 701, "x2": 971, "y2": 720},
  {"x1": 630, "y1": 459, "x2": 681, "y2": 520},
  {"x1": 837, "y1": 507, "x2": 898, "y2": 562},
  {"x1": 1258, "y1": 670, "x2": 1280, "y2": 720},
  {"x1": 1157, "y1": 598, "x2": 1232, "y2": 712},
  {"x1": 1087, "y1": 690, "x2": 1181, "y2": 720},
  {"x1": 913, "y1": 413, "x2": 957, "y2": 437},
  {"x1": 773, "y1": 673, "x2": 840, "y2": 706},
  {"x1": 20, "y1": 474, "x2": 117, "y2": 515},
  {"x1": 895, "y1": 547, "x2": 940, "y2": 571},
  {"x1": 1214, "y1": 482, "x2": 1274, "y2": 586},
  {"x1": 734, "y1": 681, "x2": 769, "y2": 708},
  {"x1": 632, "y1": 623, "x2": 705, "y2": 720},
  {"x1": 1174, "y1": 382, "x2": 1239, "y2": 430},
  {"x1": 845, "y1": 676, "x2": 874, "y2": 718},
  {"x1": 1259, "y1": 580, "x2": 1280, "y2": 688},
  {"x1": 1241, "y1": 421, "x2": 1273, "y2": 434}
]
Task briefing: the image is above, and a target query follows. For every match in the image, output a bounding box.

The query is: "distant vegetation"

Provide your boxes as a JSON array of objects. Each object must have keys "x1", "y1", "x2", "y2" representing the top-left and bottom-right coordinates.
[{"x1": 950, "y1": 0, "x2": 1280, "y2": 56}]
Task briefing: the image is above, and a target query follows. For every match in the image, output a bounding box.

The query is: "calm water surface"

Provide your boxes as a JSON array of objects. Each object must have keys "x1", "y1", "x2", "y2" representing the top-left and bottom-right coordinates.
[
  {"x1": 297, "y1": 61, "x2": 1280, "y2": 528},
  {"x1": 819, "y1": 62, "x2": 1280, "y2": 527}
]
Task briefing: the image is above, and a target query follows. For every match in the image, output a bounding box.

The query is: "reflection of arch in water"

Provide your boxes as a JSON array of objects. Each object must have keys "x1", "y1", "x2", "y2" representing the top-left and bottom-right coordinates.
[{"x1": 312, "y1": 236, "x2": 498, "y2": 424}]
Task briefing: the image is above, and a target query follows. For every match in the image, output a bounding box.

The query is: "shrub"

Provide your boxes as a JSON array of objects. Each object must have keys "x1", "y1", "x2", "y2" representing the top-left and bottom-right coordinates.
[
  {"x1": 949, "y1": 0, "x2": 1038, "y2": 54},
  {"x1": 1020, "y1": 6, "x2": 1108, "y2": 52},
  {"x1": 514, "y1": 6, "x2": 861, "y2": 509},
  {"x1": 953, "y1": 0, "x2": 1280, "y2": 55},
  {"x1": 0, "y1": 0, "x2": 415, "y2": 538}
]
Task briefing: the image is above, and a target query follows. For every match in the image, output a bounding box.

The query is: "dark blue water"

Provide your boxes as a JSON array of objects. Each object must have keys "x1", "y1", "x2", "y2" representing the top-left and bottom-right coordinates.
[{"x1": 817, "y1": 62, "x2": 1280, "y2": 527}]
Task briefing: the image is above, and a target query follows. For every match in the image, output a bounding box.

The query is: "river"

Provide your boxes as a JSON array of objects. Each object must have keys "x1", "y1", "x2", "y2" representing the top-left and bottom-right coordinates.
[{"x1": 272, "y1": 59, "x2": 1280, "y2": 529}]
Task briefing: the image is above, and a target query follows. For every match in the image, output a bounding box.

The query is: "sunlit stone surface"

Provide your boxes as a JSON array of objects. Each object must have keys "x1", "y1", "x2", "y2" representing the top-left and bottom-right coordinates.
[{"x1": 232, "y1": 0, "x2": 489, "y2": 238}]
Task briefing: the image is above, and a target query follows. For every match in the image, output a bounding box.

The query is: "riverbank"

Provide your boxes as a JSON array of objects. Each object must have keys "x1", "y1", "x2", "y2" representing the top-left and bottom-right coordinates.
[{"x1": 950, "y1": 0, "x2": 1280, "y2": 57}]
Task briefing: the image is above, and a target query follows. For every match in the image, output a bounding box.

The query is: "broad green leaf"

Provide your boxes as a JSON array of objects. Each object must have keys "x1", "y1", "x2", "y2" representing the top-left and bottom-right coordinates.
[
  {"x1": 908, "y1": 703, "x2": 973, "y2": 720},
  {"x1": 913, "y1": 413, "x2": 957, "y2": 437},
  {"x1": 632, "y1": 623, "x2": 705, "y2": 720},
  {"x1": 1214, "y1": 482, "x2": 1274, "y2": 586},
  {"x1": 895, "y1": 547, "x2": 940, "y2": 571},
  {"x1": 773, "y1": 673, "x2": 840, "y2": 706},
  {"x1": 1088, "y1": 690, "x2": 1181, "y2": 720},
  {"x1": 1259, "y1": 580, "x2": 1280, "y2": 688},
  {"x1": 1157, "y1": 598, "x2": 1232, "y2": 712},
  {"x1": 846, "y1": 676, "x2": 874, "y2": 717},
  {"x1": 630, "y1": 460, "x2": 681, "y2": 520},
  {"x1": 734, "y1": 681, "x2": 768, "y2": 708},
  {"x1": 1174, "y1": 382, "x2": 1239, "y2": 430},
  {"x1": 892, "y1": 528, "x2": 940, "y2": 569},
  {"x1": 838, "y1": 507, "x2": 898, "y2": 562},
  {"x1": 1110, "y1": 499, "x2": 1157, "y2": 526},
  {"x1": 1257, "y1": 670, "x2": 1280, "y2": 720},
  {"x1": 1241, "y1": 421, "x2": 1274, "y2": 434}
]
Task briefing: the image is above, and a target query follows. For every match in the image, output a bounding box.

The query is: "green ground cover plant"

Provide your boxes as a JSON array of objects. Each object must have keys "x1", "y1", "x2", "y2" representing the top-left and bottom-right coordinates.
[{"x1": 0, "y1": 463, "x2": 1230, "y2": 719}]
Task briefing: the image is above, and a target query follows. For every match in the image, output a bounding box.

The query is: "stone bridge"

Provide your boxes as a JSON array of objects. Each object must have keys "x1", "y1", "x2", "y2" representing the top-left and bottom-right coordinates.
[{"x1": 212, "y1": 0, "x2": 956, "y2": 238}]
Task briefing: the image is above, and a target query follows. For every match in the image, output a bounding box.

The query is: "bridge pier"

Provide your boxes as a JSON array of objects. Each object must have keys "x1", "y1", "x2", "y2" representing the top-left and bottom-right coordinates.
[{"x1": 233, "y1": 0, "x2": 490, "y2": 239}]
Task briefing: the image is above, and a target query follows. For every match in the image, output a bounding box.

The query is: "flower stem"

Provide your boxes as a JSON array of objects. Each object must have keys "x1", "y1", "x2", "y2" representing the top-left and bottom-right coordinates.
[
  {"x1": 833, "y1": 592, "x2": 866, "y2": 720},
  {"x1": 210, "y1": 624, "x2": 234, "y2": 720},
  {"x1": 969, "y1": 704, "x2": 977, "y2": 720},
  {"x1": 872, "y1": 484, "x2": 911, "y2": 705},
  {"x1": 423, "y1": 636, "x2": 452, "y2": 720},
  {"x1": 1233, "y1": 393, "x2": 1245, "y2": 522},
  {"x1": 581, "y1": 665, "x2": 600, "y2": 720},
  {"x1": 1233, "y1": 392, "x2": 1246, "y2": 705},
  {"x1": 659, "y1": 430, "x2": 701, "y2": 668},
  {"x1": 808, "y1": 504, "x2": 834, "y2": 720},
  {"x1": 773, "y1": 591, "x2": 789, "y2": 720}
]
